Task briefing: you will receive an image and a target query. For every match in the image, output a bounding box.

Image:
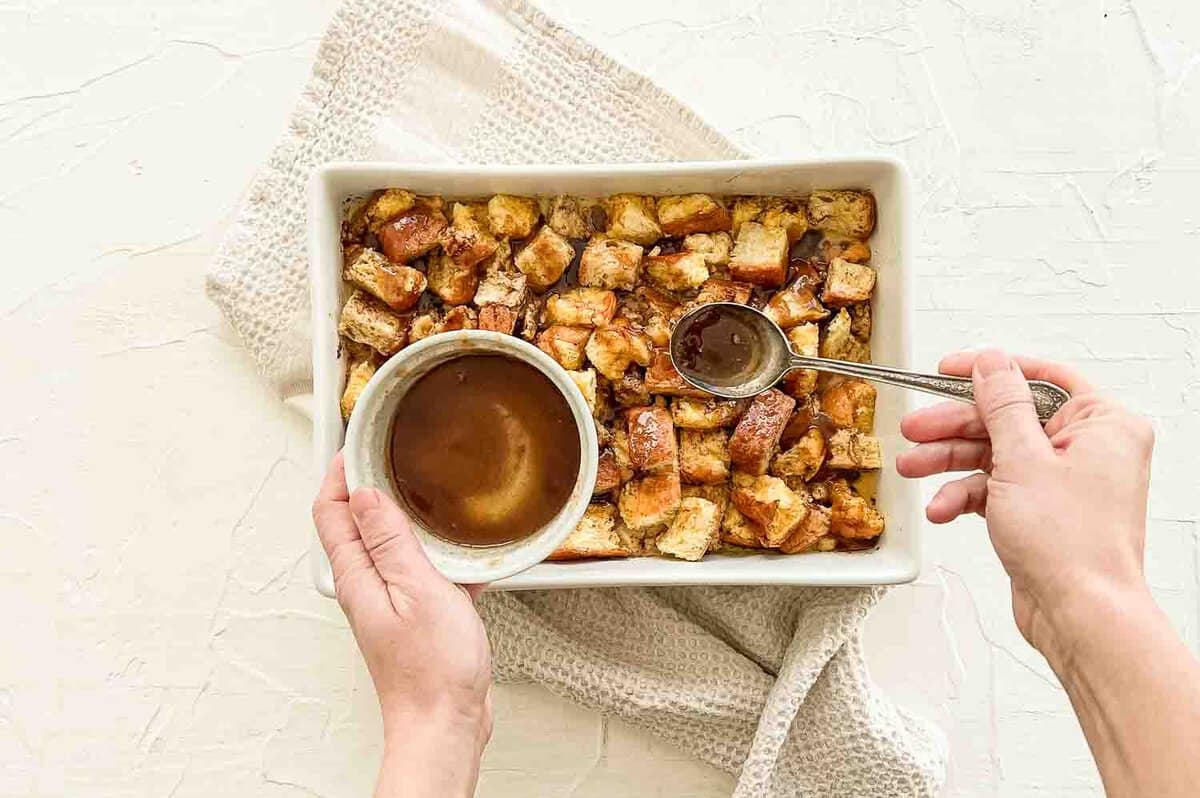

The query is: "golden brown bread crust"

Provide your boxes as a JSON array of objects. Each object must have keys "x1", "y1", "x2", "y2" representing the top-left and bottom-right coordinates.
[
  {"x1": 643, "y1": 251, "x2": 710, "y2": 292},
  {"x1": 478, "y1": 304, "x2": 519, "y2": 334},
  {"x1": 656, "y1": 194, "x2": 731, "y2": 237},
  {"x1": 515, "y1": 226, "x2": 575, "y2": 292},
  {"x1": 820, "y1": 380, "x2": 877, "y2": 432},
  {"x1": 625, "y1": 406, "x2": 678, "y2": 473},
  {"x1": 545, "y1": 288, "x2": 618, "y2": 327},
  {"x1": 670, "y1": 397, "x2": 747, "y2": 429},
  {"x1": 618, "y1": 471, "x2": 681, "y2": 531},
  {"x1": 605, "y1": 194, "x2": 662, "y2": 245},
  {"x1": 548, "y1": 503, "x2": 629, "y2": 560},
  {"x1": 338, "y1": 289, "x2": 409, "y2": 356},
  {"x1": 728, "y1": 389, "x2": 796, "y2": 476},
  {"x1": 426, "y1": 251, "x2": 479, "y2": 306},
  {"x1": 807, "y1": 190, "x2": 876, "y2": 240},
  {"x1": 379, "y1": 207, "x2": 447, "y2": 264},
  {"x1": 763, "y1": 286, "x2": 829, "y2": 329},
  {"x1": 729, "y1": 222, "x2": 789, "y2": 287},
  {"x1": 644, "y1": 349, "x2": 712, "y2": 399},
  {"x1": 487, "y1": 194, "x2": 540, "y2": 239},
  {"x1": 656, "y1": 497, "x2": 719, "y2": 560},
  {"x1": 771, "y1": 428, "x2": 826, "y2": 482},
  {"x1": 547, "y1": 195, "x2": 604, "y2": 239},
  {"x1": 731, "y1": 474, "x2": 809, "y2": 547},
  {"x1": 579, "y1": 236, "x2": 643, "y2": 291},
  {"x1": 821, "y1": 258, "x2": 876, "y2": 306},
  {"x1": 679, "y1": 429, "x2": 731, "y2": 485},
  {"x1": 536, "y1": 325, "x2": 592, "y2": 370},
  {"x1": 342, "y1": 248, "x2": 427, "y2": 312},
  {"x1": 693, "y1": 277, "x2": 752, "y2": 306}
]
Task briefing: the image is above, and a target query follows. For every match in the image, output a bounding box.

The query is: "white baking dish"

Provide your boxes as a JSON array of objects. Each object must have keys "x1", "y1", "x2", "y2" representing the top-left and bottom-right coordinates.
[{"x1": 308, "y1": 159, "x2": 918, "y2": 596}]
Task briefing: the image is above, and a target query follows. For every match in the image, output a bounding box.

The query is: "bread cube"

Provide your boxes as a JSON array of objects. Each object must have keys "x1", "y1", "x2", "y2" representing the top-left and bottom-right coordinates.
[
  {"x1": 343, "y1": 248, "x2": 427, "y2": 312},
  {"x1": 473, "y1": 262, "x2": 528, "y2": 308},
  {"x1": 568, "y1": 368, "x2": 598, "y2": 415},
  {"x1": 426, "y1": 251, "x2": 478, "y2": 305},
  {"x1": 730, "y1": 222, "x2": 788, "y2": 287},
  {"x1": 408, "y1": 312, "x2": 438, "y2": 343},
  {"x1": 694, "y1": 278, "x2": 753, "y2": 306},
  {"x1": 612, "y1": 369, "x2": 650, "y2": 407},
  {"x1": 441, "y1": 202, "x2": 499, "y2": 270},
  {"x1": 579, "y1": 236, "x2": 643, "y2": 291},
  {"x1": 656, "y1": 194, "x2": 731, "y2": 237},
  {"x1": 679, "y1": 429, "x2": 730, "y2": 485},
  {"x1": 487, "y1": 194, "x2": 540, "y2": 239},
  {"x1": 625, "y1": 406, "x2": 678, "y2": 473},
  {"x1": 515, "y1": 226, "x2": 575, "y2": 292},
  {"x1": 763, "y1": 287, "x2": 829, "y2": 329},
  {"x1": 720, "y1": 503, "x2": 765, "y2": 548},
  {"x1": 780, "y1": 323, "x2": 820, "y2": 397},
  {"x1": 618, "y1": 471, "x2": 681, "y2": 531},
  {"x1": 826, "y1": 430, "x2": 882, "y2": 471},
  {"x1": 850, "y1": 302, "x2": 871, "y2": 340},
  {"x1": 683, "y1": 232, "x2": 733, "y2": 267},
  {"x1": 644, "y1": 349, "x2": 711, "y2": 398},
  {"x1": 585, "y1": 325, "x2": 652, "y2": 380},
  {"x1": 340, "y1": 352, "x2": 380, "y2": 420},
  {"x1": 644, "y1": 251, "x2": 709, "y2": 291},
  {"x1": 780, "y1": 503, "x2": 831, "y2": 554},
  {"x1": 728, "y1": 388, "x2": 796, "y2": 475},
  {"x1": 807, "y1": 190, "x2": 876, "y2": 240},
  {"x1": 656, "y1": 497, "x2": 719, "y2": 561},
  {"x1": 771, "y1": 428, "x2": 826, "y2": 482},
  {"x1": 435, "y1": 305, "x2": 477, "y2": 333},
  {"x1": 605, "y1": 194, "x2": 661, "y2": 245},
  {"x1": 547, "y1": 503, "x2": 629, "y2": 560},
  {"x1": 519, "y1": 296, "x2": 544, "y2": 341},
  {"x1": 821, "y1": 258, "x2": 876, "y2": 306},
  {"x1": 670, "y1": 397, "x2": 747, "y2": 429},
  {"x1": 821, "y1": 380, "x2": 876, "y2": 432},
  {"x1": 379, "y1": 207, "x2": 447, "y2": 264},
  {"x1": 545, "y1": 287, "x2": 618, "y2": 327},
  {"x1": 362, "y1": 188, "x2": 416, "y2": 232},
  {"x1": 730, "y1": 197, "x2": 765, "y2": 237},
  {"x1": 780, "y1": 393, "x2": 822, "y2": 449},
  {"x1": 818, "y1": 236, "x2": 871, "y2": 264},
  {"x1": 478, "y1": 304, "x2": 519, "y2": 334},
  {"x1": 830, "y1": 481, "x2": 885, "y2": 539},
  {"x1": 682, "y1": 483, "x2": 729, "y2": 520},
  {"x1": 595, "y1": 448, "x2": 633, "y2": 494},
  {"x1": 759, "y1": 197, "x2": 809, "y2": 243},
  {"x1": 547, "y1": 195, "x2": 603, "y2": 239},
  {"x1": 820, "y1": 309, "x2": 870, "y2": 363},
  {"x1": 338, "y1": 289, "x2": 408, "y2": 356},
  {"x1": 731, "y1": 474, "x2": 809, "y2": 547},
  {"x1": 534, "y1": 325, "x2": 591, "y2": 370}
]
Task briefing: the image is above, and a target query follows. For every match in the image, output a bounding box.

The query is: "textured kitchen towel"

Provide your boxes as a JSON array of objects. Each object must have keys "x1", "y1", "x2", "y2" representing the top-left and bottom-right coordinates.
[{"x1": 206, "y1": 0, "x2": 947, "y2": 795}]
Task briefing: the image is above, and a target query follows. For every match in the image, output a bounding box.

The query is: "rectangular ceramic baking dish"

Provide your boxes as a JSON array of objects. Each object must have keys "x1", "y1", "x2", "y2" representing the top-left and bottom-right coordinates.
[{"x1": 308, "y1": 159, "x2": 918, "y2": 596}]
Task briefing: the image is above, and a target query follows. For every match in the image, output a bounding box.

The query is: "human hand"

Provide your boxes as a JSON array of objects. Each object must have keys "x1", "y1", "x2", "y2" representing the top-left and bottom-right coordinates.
[
  {"x1": 896, "y1": 350, "x2": 1154, "y2": 664},
  {"x1": 312, "y1": 452, "x2": 492, "y2": 797}
]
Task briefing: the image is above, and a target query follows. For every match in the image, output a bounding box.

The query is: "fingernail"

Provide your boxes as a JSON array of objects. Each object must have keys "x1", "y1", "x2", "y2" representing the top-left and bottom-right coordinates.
[{"x1": 974, "y1": 349, "x2": 1010, "y2": 377}]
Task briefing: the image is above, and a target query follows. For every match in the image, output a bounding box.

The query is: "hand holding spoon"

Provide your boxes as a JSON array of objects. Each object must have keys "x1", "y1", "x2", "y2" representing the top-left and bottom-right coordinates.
[{"x1": 669, "y1": 303, "x2": 1071, "y2": 423}]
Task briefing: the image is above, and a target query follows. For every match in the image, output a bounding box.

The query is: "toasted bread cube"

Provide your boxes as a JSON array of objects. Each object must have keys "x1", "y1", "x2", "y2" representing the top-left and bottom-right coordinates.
[
  {"x1": 478, "y1": 304, "x2": 520, "y2": 334},
  {"x1": 763, "y1": 287, "x2": 829, "y2": 329},
  {"x1": 731, "y1": 474, "x2": 809, "y2": 547},
  {"x1": 682, "y1": 483, "x2": 730, "y2": 520},
  {"x1": 343, "y1": 248, "x2": 427, "y2": 312},
  {"x1": 815, "y1": 535, "x2": 838, "y2": 552},
  {"x1": 579, "y1": 236, "x2": 643, "y2": 291},
  {"x1": 519, "y1": 296, "x2": 543, "y2": 341},
  {"x1": 487, "y1": 194, "x2": 540, "y2": 239},
  {"x1": 547, "y1": 195, "x2": 603, "y2": 239},
  {"x1": 728, "y1": 388, "x2": 796, "y2": 475},
  {"x1": 340, "y1": 352, "x2": 380, "y2": 419},
  {"x1": 670, "y1": 397, "x2": 747, "y2": 429},
  {"x1": 618, "y1": 471, "x2": 681, "y2": 531},
  {"x1": 822, "y1": 258, "x2": 876, "y2": 306},
  {"x1": 426, "y1": 251, "x2": 478, "y2": 305},
  {"x1": 679, "y1": 429, "x2": 730, "y2": 485},
  {"x1": 536, "y1": 325, "x2": 591, "y2": 370},
  {"x1": 821, "y1": 380, "x2": 877, "y2": 432},
  {"x1": 362, "y1": 188, "x2": 416, "y2": 232},
  {"x1": 656, "y1": 194, "x2": 731, "y2": 237},
  {"x1": 626, "y1": 406, "x2": 678, "y2": 473},
  {"x1": 758, "y1": 197, "x2": 809, "y2": 243},
  {"x1": 781, "y1": 323, "x2": 820, "y2": 397},
  {"x1": 408, "y1": 312, "x2": 438, "y2": 343},
  {"x1": 595, "y1": 449, "x2": 633, "y2": 494},
  {"x1": 441, "y1": 202, "x2": 499, "y2": 270},
  {"x1": 545, "y1": 287, "x2": 618, "y2": 327},
  {"x1": 849, "y1": 302, "x2": 871, "y2": 341},
  {"x1": 379, "y1": 207, "x2": 447, "y2": 264},
  {"x1": 515, "y1": 226, "x2": 575, "y2": 292},
  {"x1": 473, "y1": 262, "x2": 528, "y2": 308},
  {"x1": 771, "y1": 428, "x2": 826, "y2": 482},
  {"x1": 435, "y1": 305, "x2": 477, "y2": 333},
  {"x1": 585, "y1": 325, "x2": 652, "y2": 381},
  {"x1": 338, "y1": 290, "x2": 408, "y2": 356},
  {"x1": 656, "y1": 497, "x2": 719, "y2": 561},
  {"x1": 820, "y1": 309, "x2": 870, "y2": 363},
  {"x1": 780, "y1": 503, "x2": 831, "y2": 554},
  {"x1": 644, "y1": 251, "x2": 709, "y2": 291},
  {"x1": 683, "y1": 232, "x2": 733, "y2": 267},
  {"x1": 720, "y1": 503, "x2": 765, "y2": 548},
  {"x1": 568, "y1": 368, "x2": 598, "y2": 414},
  {"x1": 612, "y1": 369, "x2": 650, "y2": 407},
  {"x1": 547, "y1": 503, "x2": 629, "y2": 560},
  {"x1": 730, "y1": 197, "x2": 766, "y2": 237},
  {"x1": 605, "y1": 194, "x2": 661, "y2": 245},
  {"x1": 730, "y1": 222, "x2": 788, "y2": 287},
  {"x1": 780, "y1": 394, "x2": 822, "y2": 449},
  {"x1": 694, "y1": 278, "x2": 753, "y2": 306},
  {"x1": 644, "y1": 349, "x2": 711, "y2": 398},
  {"x1": 826, "y1": 430, "x2": 882, "y2": 471},
  {"x1": 818, "y1": 236, "x2": 871, "y2": 264},
  {"x1": 830, "y1": 481, "x2": 885, "y2": 539},
  {"x1": 807, "y1": 190, "x2": 876, "y2": 240}
]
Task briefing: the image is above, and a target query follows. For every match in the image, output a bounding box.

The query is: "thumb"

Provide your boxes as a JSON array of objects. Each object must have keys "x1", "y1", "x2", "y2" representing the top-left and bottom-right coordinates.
[
  {"x1": 972, "y1": 349, "x2": 1052, "y2": 464},
  {"x1": 349, "y1": 487, "x2": 435, "y2": 580}
]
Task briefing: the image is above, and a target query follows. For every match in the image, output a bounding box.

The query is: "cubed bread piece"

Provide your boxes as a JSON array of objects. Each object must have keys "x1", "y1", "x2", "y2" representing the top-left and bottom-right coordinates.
[
  {"x1": 763, "y1": 287, "x2": 829, "y2": 329},
  {"x1": 730, "y1": 222, "x2": 788, "y2": 287},
  {"x1": 605, "y1": 194, "x2": 662, "y2": 245},
  {"x1": 408, "y1": 312, "x2": 438, "y2": 343},
  {"x1": 780, "y1": 324, "x2": 820, "y2": 397},
  {"x1": 595, "y1": 448, "x2": 633, "y2": 494},
  {"x1": 435, "y1": 305, "x2": 477, "y2": 332},
  {"x1": 478, "y1": 304, "x2": 520, "y2": 334},
  {"x1": 487, "y1": 194, "x2": 540, "y2": 239},
  {"x1": 618, "y1": 471, "x2": 681, "y2": 532},
  {"x1": 585, "y1": 325, "x2": 652, "y2": 381},
  {"x1": 379, "y1": 207, "x2": 447, "y2": 264},
  {"x1": 612, "y1": 369, "x2": 650, "y2": 407},
  {"x1": 694, "y1": 278, "x2": 753, "y2": 306},
  {"x1": 820, "y1": 309, "x2": 870, "y2": 363},
  {"x1": 821, "y1": 380, "x2": 877, "y2": 432},
  {"x1": 536, "y1": 325, "x2": 592, "y2": 370},
  {"x1": 826, "y1": 430, "x2": 883, "y2": 471},
  {"x1": 362, "y1": 188, "x2": 416, "y2": 232},
  {"x1": 547, "y1": 503, "x2": 629, "y2": 560},
  {"x1": 830, "y1": 481, "x2": 885, "y2": 539},
  {"x1": 807, "y1": 190, "x2": 876, "y2": 240},
  {"x1": 441, "y1": 202, "x2": 499, "y2": 270},
  {"x1": 568, "y1": 368, "x2": 598, "y2": 414},
  {"x1": 656, "y1": 497, "x2": 720, "y2": 561},
  {"x1": 515, "y1": 226, "x2": 575, "y2": 291},
  {"x1": 683, "y1": 232, "x2": 733, "y2": 267},
  {"x1": 671, "y1": 397, "x2": 747, "y2": 429},
  {"x1": 730, "y1": 197, "x2": 766, "y2": 237},
  {"x1": 473, "y1": 262, "x2": 528, "y2": 308},
  {"x1": 644, "y1": 350, "x2": 712, "y2": 398},
  {"x1": 728, "y1": 389, "x2": 796, "y2": 475},
  {"x1": 625, "y1": 406, "x2": 678, "y2": 473},
  {"x1": 340, "y1": 353, "x2": 380, "y2": 420},
  {"x1": 849, "y1": 302, "x2": 871, "y2": 342},
  {"x1": 679, "y1": 429, "x2": 730, "y2": 485},
  {"x1": 579, "y1": 236, "x2": 643, "y2": 291},
  {"x1": 547, "y1": 195, "x2": 604, "y2": 239},
  {"x1": 343, "y1": 248, "x2": 427, "y2": 312},
  {"x1": 644, "y1": 251, "x2": 710, "y2": 291},
  {"x1": 656, "y1": 194, "x2": 731, "y2": 237},
  {"x1": 771, "y1": 428, "x2": 826, "y2": 482},
  {"x1": 720, "y1": 503, "x2": 766, "y2": 548},
  {"x1": 779, "y1": 503, "x2": 831, "y2": 554},
  {"x1": 545, "y1": 287, "x2": 618, "y2": 327},
  {"x1": 427, "y1": 251, "x2": 478, "y2": 305},
  {"x1": 759, "y1": 197, "x2": 809, "y2": 243},
  {"x1": 821, "y1": 258, "x2": 876, "y2": 306},
  {"x1": 731, "y1": 474, "x2": 809, "y2": 547},
  {"x1": 818, "y1": 237, "x2": 871, "y2": 264},
  {"x1": 338, "y1": 289, "x2": 408, "y2": 356},
  {"x1": 780, "y1": 394, "x2": 822, "y2": 449},
  {"x1": 682, "y1": 483, "x2": 730, "y2": 521}
]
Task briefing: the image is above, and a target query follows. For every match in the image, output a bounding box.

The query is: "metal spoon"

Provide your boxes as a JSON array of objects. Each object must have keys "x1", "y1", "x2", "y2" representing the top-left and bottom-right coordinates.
[{"x1": 669, "y1": 303, "x2": 1071, "y2": 424}]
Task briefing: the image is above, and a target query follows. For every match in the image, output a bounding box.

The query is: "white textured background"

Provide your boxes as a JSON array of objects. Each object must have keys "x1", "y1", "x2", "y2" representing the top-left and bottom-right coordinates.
[{"x1": 2, "y1": 0, "x2": 1198, "y2": 795}]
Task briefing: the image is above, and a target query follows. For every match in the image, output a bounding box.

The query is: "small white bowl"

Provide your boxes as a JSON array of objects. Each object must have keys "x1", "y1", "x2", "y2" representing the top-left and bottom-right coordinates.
[{"x1": 343, "y1": 330, "x2": 598, "y2": 584}]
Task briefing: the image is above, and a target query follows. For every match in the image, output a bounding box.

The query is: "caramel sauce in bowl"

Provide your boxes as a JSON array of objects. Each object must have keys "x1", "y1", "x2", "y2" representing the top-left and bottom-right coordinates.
[{"x1": 343, "y1": 331, "x2": 598, "y2": 584}]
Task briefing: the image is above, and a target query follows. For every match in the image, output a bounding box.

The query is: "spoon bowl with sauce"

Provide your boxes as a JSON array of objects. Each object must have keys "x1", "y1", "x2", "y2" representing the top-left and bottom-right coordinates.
[{"x1": 671, "y1": 303, "x2": 1071, "y2": 423}]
